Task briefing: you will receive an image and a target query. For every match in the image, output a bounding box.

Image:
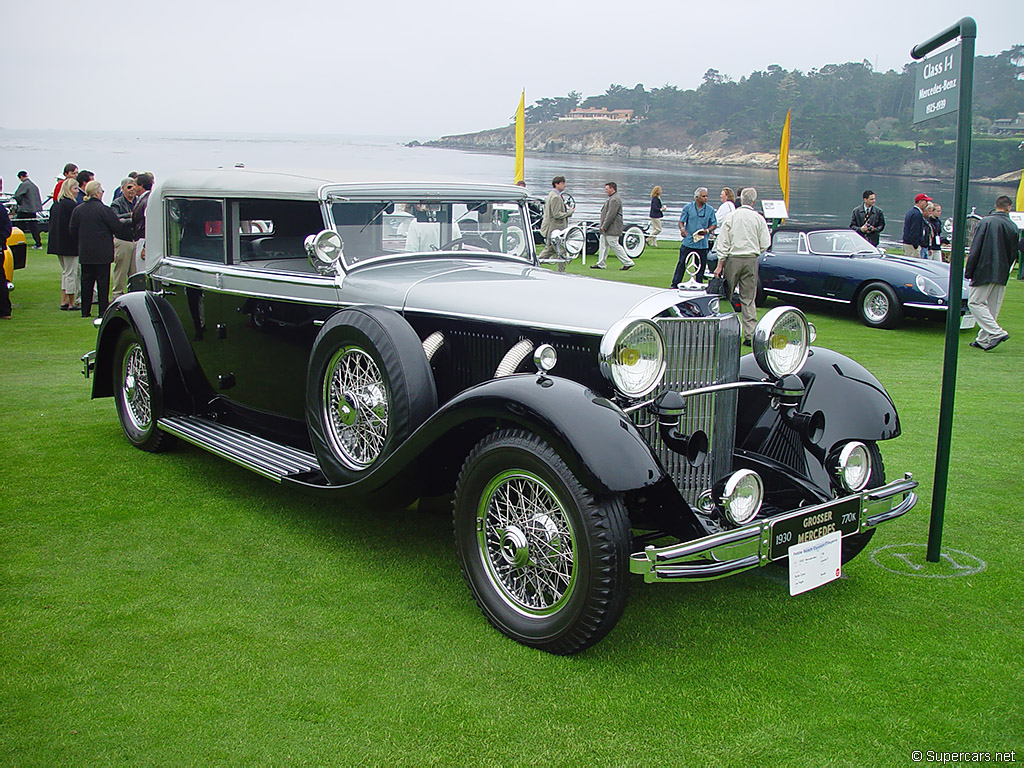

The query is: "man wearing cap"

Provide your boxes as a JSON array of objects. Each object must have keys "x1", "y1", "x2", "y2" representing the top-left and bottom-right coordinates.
[{"x1": 902, "y1": 193, "x2": 932, "y2": 258}]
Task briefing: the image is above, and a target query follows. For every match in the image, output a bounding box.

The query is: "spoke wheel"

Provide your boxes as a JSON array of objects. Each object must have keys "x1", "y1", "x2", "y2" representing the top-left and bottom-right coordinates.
[
  {"x1": 621, "y1": 225, "x2": 646, "y2": 259},
  {"x1": 323, "y1": 347, "x2": 389, "y2": 470},
  {"x1": 113, "y1": 329, "x2": 173, "y2": 452},
  {"x1": 454, "y1": 429, "x2": 630, "y2": 654},
  {"x1": 857, "y1": 282, "x2": 903, "y2": 329},
  {"x1": 478, "y1": 470, "x2": 578, "y2": 616},
  {"x1": 307, "y1": 307, "x2": 436, "y2": 488}
]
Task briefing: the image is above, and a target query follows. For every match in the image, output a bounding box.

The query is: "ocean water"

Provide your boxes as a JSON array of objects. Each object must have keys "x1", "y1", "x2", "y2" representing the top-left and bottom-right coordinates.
[{"x1": 2, "y1": 129, "x2": 1015, "y2": 246}]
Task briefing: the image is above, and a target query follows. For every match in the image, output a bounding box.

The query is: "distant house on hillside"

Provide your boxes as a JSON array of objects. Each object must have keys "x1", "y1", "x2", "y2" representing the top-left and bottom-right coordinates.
[
  {"x1": 561, "y1": 107, "x2": 634, "y2": 122},
  {"x1": 988, "y1": 112, "x2": 1024, "y2": 136}
]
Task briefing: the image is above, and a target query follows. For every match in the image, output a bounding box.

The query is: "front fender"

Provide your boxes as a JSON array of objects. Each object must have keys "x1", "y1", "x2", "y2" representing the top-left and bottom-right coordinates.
[
  {"x1": 737, "y1": 347, "x2": 901, "y2": 489},
  {"x1": 286, "y1": 374, "x2": 667, "y2": 498},
  {"x1": 91, "y1": 292, "x2": 208, "y2": 414}
]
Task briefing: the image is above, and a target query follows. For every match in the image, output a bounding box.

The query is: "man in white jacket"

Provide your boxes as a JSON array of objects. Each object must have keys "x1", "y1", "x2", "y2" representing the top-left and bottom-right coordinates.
[{"x1": 713, "y1": 187, "x2": 770, "y2": 346}]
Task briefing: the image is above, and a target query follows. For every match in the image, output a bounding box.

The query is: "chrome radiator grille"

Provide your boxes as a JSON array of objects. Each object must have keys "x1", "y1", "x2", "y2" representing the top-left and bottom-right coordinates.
[{"x1": 632, "y1": 315, "x2": 742, "y2": 506}]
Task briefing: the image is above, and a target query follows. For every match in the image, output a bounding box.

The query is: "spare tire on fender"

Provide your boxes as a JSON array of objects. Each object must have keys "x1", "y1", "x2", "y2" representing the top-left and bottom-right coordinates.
[{"x1": 306, "y1": 306, "x2": 437, "y2": 487}]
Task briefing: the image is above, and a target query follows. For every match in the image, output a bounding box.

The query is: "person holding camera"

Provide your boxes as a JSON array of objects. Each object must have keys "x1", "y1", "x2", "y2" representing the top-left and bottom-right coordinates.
[
  {"x1": 672, "y1": 187, "x2": 717, "y2": 286},
  {"x1": 850, "y1": 190, "x2": 885, "y2": 247}
]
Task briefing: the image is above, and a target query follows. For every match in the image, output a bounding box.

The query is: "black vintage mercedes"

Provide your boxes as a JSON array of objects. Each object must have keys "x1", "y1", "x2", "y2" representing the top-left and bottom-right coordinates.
[{"x1": 82, "y1": 170, "x2": 917, "y2": 654}]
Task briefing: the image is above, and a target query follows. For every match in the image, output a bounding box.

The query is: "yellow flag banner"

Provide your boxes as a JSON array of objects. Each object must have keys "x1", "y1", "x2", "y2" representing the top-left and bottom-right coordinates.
[
  {"x1": 778, "y1": 109, "x2": 791, "y2": 211},
  {"x1": 514, "y1": 90, "x2": 525, "y2": 185},
  {"x1": 1016, "y1": 167, "x2": 1024, "y2": 213}
]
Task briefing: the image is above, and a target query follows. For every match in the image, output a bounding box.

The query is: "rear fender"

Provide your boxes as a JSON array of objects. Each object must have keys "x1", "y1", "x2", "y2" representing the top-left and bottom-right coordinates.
[{"x1": 91, "y1": 292, "x2": 209, "y2": 414}]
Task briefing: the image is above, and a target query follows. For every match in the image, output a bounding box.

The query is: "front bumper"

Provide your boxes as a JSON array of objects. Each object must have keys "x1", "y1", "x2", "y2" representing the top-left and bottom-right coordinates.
[{"x1": 629, "y1": 474, "x2": 918, "y2": 582}]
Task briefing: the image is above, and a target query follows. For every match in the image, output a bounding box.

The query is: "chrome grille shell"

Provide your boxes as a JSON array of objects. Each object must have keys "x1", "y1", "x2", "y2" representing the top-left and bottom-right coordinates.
[{"x1": 632, "y1": 315, "x2": 742, "y2": 506}]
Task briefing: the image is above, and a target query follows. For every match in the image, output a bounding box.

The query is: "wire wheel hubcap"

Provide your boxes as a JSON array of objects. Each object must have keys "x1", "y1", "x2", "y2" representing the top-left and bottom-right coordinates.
[
  {"x1": 864, "y1": 290, "x2": 889, "y2": 322},
  {"x1": 121, "y1": 343, "x2": 151, "y2": 432},
  {"x1": 477, "y1": 470, "x2": 577, "y2": 616},
  {"x1": 324, "y1": 347, "x2": 389, "y2": 470}
]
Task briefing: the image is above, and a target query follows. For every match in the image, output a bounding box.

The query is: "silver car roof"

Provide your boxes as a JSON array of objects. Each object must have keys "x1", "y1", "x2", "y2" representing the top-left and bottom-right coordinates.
[{"x1": 155, "y1": 169, "x2": 529, "y2": 202}]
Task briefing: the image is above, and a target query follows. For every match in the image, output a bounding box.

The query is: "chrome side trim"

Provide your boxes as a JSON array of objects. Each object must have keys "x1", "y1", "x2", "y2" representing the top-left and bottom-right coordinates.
[
  {"x1": 764, "y1": 287, "x2": 850, "y2": 304},
  {"x1": 904, "y1": 302, "x2": 947, "y2": 311},
  {"x1": 401, "y1": 305, "x2": 608, "y2": 336},
  {"x1": 152, "y1": 258, "x2": 350, "y2": 308}
]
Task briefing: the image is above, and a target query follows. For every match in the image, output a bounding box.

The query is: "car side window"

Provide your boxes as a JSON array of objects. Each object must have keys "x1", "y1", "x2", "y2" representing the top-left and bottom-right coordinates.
[
  {"x1": 771, "y1": 232, "x2": 799, "y2": 252},
  {"x1": 234, "y1": 199, "x2": 325, "y2": 267},
  {"x1": 166, "y1": 198, "x2": 225, "y2": 263}
]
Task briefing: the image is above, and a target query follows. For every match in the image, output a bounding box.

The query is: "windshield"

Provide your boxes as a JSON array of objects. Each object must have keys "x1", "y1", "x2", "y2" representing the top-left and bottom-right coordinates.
[
  {"x1": 807, "y1": 230, "x2": 878, "y2": 256},
  {"x1": 329, "y1": 198, "x2": 531, "y2": 268}
]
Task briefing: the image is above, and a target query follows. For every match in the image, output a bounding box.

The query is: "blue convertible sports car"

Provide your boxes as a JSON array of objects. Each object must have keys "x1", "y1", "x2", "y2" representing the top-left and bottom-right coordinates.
[{"x1": 711, "y1": 228, "x2": 972, "y2": 330}]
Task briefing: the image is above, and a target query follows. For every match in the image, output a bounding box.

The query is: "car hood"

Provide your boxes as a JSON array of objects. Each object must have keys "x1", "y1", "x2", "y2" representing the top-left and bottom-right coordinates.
[
  {"x1": 342, "y1": 257, "x2": 668, "y2": 334},
  {"x1": 879, "y1": 255, "x2": 968, "y2": 289},
  {"x1": 881, "y1": 254, "x2": 948, "y2": 277}
]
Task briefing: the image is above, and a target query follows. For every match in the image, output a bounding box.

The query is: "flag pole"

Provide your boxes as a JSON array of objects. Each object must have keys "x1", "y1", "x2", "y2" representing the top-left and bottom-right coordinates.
[
  {"x1": 514, "y1": 90, "x2": 526, "y2": 185},
  {"x1": 777, "y1": 109, "x2": 792, "y2": 229}
]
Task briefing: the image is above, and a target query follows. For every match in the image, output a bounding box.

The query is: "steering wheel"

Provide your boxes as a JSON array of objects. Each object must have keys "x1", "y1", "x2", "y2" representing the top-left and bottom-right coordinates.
[{"x1": 438, "y1": 234, "x2": 492, "y2": 251}]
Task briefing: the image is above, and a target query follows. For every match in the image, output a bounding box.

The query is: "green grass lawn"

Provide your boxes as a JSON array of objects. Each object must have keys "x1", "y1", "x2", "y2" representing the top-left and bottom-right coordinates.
[{"x1": 2, "y1": 240, "x2": 1022, "y2": 764}]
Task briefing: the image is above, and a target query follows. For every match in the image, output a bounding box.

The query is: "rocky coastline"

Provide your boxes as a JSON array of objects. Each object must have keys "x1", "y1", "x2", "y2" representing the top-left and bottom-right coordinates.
[{"x1": 421, "y1": 121, "x2": 1022, "y2": 182}]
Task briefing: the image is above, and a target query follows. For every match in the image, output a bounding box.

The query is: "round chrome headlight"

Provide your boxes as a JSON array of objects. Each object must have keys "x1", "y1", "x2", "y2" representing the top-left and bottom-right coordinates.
[
  {"x1": 305, "y1": 230, "x2": 344, "y2": 273},
  {"x1": 562, "y1": 225, "x2": 585, "y2": 256},
  {"x1": 834, "y1": 441, "x2": 872, "y2": 493},
  {"x1": 534, "y1": 343, "x2": 557, "y2": 373},
  {"x1": 599, "y1": 318, "x2": 666, "y2": 399},
  {"x1": 720, "y1": 469, "x2": 764, "y2": 525},
  {"x1": 753, "y1": 306, "x2": 811, "y2": 378}
]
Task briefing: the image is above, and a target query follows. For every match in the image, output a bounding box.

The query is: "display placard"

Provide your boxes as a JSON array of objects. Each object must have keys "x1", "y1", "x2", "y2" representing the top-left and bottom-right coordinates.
[
  {"x1": 1009, "y1": 211, "x2": 1024, "y2": 230},
  {"x1": 789, "y1": 530, "x2": 843, "y2": 596},
  {"x1": 761, "y1": 200, "x2": 788, "y2": 219}
]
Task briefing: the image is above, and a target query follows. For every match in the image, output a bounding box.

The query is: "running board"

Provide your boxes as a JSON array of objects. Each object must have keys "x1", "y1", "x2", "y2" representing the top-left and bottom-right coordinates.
[{"x1": 158, "y1": 415, "x2": 321, "y2": 482}]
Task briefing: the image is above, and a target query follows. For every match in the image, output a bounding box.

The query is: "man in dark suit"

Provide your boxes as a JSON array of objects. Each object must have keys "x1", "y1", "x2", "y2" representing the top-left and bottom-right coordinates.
[
  {"x1": 69, "y1": 181, "x2": 132, "y2": 317},
  {"x1": 850, "y1": 190, "x2": 885, "y2": 247}
]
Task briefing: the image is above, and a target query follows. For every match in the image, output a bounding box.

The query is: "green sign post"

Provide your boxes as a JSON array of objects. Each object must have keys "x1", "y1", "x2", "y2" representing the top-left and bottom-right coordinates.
[{"x1": 910, "y1": 18, "x2": 975, "y2": 563}]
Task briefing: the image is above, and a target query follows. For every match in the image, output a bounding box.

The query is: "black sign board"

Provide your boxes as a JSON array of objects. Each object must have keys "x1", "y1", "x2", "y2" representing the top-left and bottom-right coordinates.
[{"x1": 914, "y1": 44, "x2": 961, "y2": 124}]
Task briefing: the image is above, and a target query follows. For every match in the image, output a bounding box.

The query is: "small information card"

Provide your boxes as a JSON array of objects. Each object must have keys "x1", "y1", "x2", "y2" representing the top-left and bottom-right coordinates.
[
  {"x1": 761, "y1": 200, "x2": 788, "y2": 219},
  {"x1": 789, "y1": 530, "x2": 842, "y2": 596}
]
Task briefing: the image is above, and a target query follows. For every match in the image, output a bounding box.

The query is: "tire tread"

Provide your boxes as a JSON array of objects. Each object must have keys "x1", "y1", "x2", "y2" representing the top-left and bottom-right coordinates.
[{"x1": 453, "y1": 429, "x2": 630, "y2": 655}]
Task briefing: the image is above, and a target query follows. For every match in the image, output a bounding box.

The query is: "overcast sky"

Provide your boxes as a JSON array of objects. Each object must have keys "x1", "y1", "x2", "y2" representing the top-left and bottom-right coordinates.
[{"x1": 3, "y1": 1, "x2": 1020, "y2": 140}]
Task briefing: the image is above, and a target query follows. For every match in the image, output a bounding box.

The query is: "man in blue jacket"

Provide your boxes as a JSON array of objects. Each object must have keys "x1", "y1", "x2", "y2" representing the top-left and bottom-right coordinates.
[
  {"x1": 673, "y1": 187, "x2": 717, "y2": 286},
  {"x1": 901, "y1": 193, "x2": 931, "y2": 257}
]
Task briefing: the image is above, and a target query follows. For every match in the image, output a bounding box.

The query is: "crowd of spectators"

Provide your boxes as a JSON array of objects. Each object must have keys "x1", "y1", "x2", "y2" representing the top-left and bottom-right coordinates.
[{"x1": 3, "y1": 163, "x2": 154, "y2": 318}]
